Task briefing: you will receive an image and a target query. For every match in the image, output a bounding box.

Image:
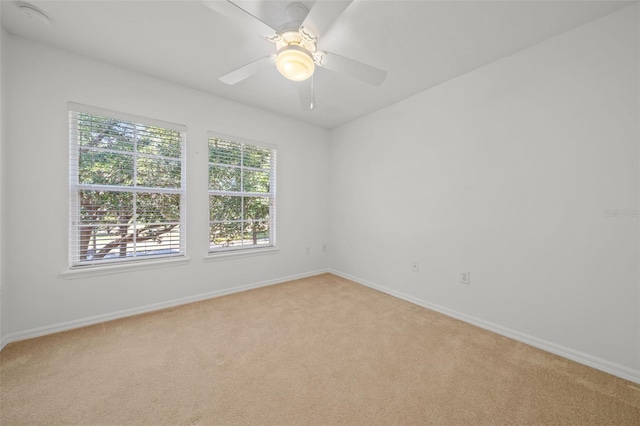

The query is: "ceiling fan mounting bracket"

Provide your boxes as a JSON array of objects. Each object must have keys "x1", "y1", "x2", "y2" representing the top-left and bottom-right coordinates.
[
  {"x1": 299, "y1": 26, "x2": 317, "y2": 43},
  {"x1": 267, "y1": 34, "x2": 281, "y2": 43},
  {"x1": 314, "y1": 51, "x2": 326, "y2": 66}
]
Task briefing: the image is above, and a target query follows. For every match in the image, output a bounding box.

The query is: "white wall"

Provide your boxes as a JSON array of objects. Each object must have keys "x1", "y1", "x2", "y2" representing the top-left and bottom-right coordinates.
[
  {"x1": 0, "y1": 15, "x2": 4, "y2": 345},
  {"x1": 2, "y1": 34, "x2": 330, "y2": 342},
  {"x1": 329, "y1": 5, "x2": 640, "y2": 381}
]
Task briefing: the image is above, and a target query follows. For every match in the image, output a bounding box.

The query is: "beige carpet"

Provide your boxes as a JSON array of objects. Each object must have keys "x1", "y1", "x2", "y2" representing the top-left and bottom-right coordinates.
[{"x1": 1, "y1": 273, "x2": 639, "y2": 425}]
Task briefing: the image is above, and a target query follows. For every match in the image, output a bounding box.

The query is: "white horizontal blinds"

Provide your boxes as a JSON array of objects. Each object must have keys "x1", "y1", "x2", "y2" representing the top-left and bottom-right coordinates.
[
  {"x1": 69, "y1": 106, "x2": 186, "y2": 267},
  {"x1": 208, "y1": 135, "x2": 276, "y2": 251}
]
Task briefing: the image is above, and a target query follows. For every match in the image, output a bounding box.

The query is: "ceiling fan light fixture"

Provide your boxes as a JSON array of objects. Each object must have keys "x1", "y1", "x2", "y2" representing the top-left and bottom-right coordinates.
[{"x1": 276, "y1": 45, "x2": 315, "y2": 82}]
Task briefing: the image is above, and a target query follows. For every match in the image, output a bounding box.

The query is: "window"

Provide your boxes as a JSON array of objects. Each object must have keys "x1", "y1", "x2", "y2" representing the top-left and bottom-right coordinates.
[
  {"x1": 69, "y1": 104, "x2": 186, "y2": 267},
  {"x1": 208, "y1": 134, "x2": 276, "y2": 252}
]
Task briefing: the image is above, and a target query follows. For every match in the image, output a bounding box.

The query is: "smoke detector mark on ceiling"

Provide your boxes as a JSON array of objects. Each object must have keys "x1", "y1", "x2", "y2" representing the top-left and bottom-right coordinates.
[{"x1": 19, "y1": 3, "x2": 51, "y2": 26}]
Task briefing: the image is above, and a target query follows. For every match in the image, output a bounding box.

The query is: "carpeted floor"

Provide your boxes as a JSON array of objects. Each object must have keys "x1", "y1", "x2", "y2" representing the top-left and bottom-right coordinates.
[{"x1": 1, "y1": 273, "x2": 639, "y2": 425}]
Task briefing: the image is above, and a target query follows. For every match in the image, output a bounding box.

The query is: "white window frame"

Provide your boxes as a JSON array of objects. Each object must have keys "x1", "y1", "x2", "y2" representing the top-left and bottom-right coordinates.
[
  {"x1": 207, "y1": 131, "x2": 277, "y2": 254},
  {"x1": 68, "y1": 103, "x2": 187, "y2": 268}
]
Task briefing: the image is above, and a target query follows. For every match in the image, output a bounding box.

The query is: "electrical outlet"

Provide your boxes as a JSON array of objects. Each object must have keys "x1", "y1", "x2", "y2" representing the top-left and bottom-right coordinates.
[
  {"x1": 411, "y1": 261, "x2": 419, "y2": 272},
  {"x1": 460, "y1": 271, "x2": 470, "y2": 284},
  {"x1": 306, "y1": 247, "x2": 310, "y2": 255},
  {"x1": 322, "y1": 244, "x2": 327, "y2": 252}
]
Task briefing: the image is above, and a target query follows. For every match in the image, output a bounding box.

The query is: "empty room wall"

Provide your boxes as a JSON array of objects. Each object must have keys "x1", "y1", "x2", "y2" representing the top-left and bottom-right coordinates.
[
  {"x1": 0, "y1": 20, "x2": 4, "y2": 341},
  {"x1": 2, "y1": 34, "x2": 330, "y2": 344},
  {"x1": 329, "y1": 5, "x2": 640, "y2": 382}
]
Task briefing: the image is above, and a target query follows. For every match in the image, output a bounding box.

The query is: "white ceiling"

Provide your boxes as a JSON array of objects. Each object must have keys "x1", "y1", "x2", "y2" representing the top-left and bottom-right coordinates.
[{"x1": 1, "y1": 0, "x2": 633, "y2": 129}]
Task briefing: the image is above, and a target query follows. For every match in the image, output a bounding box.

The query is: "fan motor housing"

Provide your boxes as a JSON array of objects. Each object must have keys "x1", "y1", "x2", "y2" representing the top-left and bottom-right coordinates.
[{"x1": 275, "y1": 30, "x2": 316, "y2": 54}]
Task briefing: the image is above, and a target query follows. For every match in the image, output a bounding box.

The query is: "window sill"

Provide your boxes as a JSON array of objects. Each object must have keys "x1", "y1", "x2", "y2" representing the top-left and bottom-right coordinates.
[
  {"x1": 204, "y1": 247, "x2": 279, "y2": 262},
  {"x1": 60, "y1": 256, "x2": 190, "y2": 280}
]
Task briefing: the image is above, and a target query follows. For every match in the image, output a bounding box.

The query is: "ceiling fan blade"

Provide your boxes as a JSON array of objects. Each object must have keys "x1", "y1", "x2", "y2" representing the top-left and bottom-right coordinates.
[
  {"x1": 297, "y1": 76, "x2": 316, "y2": 110},
  {"x1": 219, "y1": 55, "x2": 275, "y2": 85},
  {"x1": 300, "y1": 0, "x2": 353, "y2": 39},
  {"x1": 202, "y1": 1, "x2": 276, "y2": 39},
  {"x1": 317, "y1": 51, "x2": 387, "y2": 86}
]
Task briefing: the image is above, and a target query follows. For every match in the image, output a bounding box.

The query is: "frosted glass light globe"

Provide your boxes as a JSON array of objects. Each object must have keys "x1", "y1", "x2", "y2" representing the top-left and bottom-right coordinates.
[{"x1": 276, "y1": 45, "x2": 315, "y2": 82}]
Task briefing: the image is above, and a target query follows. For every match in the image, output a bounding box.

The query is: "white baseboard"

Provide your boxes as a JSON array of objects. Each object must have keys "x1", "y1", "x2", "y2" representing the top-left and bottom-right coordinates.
[
  {"x1": 0, "y1": 334, "x2": 7, "y2": 351},
  {"x1": 0, "y1": 268, "x2": 329, "y2": 351},
  {"x1": 329, "y1": 269, "x2": 640, "y2": 385}
]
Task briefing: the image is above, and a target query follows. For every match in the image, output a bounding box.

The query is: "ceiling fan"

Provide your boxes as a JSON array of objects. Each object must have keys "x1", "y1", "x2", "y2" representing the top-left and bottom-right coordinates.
[{"x1": 203, "y1": 0, "x2": 387, "y2": 110}]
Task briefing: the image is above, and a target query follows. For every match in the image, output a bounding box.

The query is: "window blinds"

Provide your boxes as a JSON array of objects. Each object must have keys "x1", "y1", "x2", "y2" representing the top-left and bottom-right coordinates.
[
  {"x1": 69, "y1": 104, "x2": 186, "y2": 267},
  {"x1": 208, "y1": 134, "x2": 276, "y2": 252}
]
